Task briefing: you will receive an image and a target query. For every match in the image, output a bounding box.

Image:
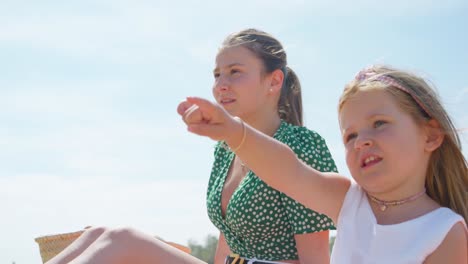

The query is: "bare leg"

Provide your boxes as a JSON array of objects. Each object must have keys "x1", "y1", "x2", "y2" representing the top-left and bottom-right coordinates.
[
  {"x1": 54, "y1": 227, "x2": 206, "y2": 264},
  {"x1": 46, "y1": 227, "x2": 107, "y2": 264}
]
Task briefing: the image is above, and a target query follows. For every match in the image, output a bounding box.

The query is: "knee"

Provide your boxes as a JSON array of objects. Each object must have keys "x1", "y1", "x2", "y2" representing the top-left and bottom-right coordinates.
[
  {"x1": 106, "y1": 227, "x2": 137, "y2": 238},
  {"x1": 79, "y1": 226, "x2": 109, "y2": 240},
  {"x1": 102, "y1": 227, "x2": 144, "y2": 247},
  {"x1": 105, "y1": 227, "x2": 169, "y2": 249},
  {"x1": 84, "y1": 226, "x2": 108, "y2": 234},
  {"x1": 80, "y1": 226, "x2": 140, "y2": 245},
  {"x1": 91, "y1": 227, "x2": 172, "y2": 262}
]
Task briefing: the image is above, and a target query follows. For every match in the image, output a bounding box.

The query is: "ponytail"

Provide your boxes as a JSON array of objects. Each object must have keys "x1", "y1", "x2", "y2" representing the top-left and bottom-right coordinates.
[{"x1": 278, "y1": 66, "x2": 303, "y2": 126}]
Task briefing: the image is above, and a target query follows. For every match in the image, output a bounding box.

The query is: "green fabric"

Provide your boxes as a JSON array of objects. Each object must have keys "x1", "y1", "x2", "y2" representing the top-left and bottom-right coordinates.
[{"x1": 207, "y1": 121, "x2": 338, "y2": 260}]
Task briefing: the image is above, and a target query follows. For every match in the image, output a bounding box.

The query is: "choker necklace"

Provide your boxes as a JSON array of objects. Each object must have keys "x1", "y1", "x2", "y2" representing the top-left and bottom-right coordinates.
[{"x1": 368, "y1": 189, "x2": 426, "y2": 211}]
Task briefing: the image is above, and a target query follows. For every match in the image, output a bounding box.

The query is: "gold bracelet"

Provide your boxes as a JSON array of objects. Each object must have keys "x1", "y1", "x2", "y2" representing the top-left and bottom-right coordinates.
[{"x1": 230, "y1": 117, "x2": 246, "y2": 152}]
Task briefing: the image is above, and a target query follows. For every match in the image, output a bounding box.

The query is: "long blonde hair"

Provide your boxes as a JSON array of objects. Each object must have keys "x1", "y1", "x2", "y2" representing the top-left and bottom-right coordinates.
[{"x1": 339, "y1": 65, "x2": 468, "y2": 222}]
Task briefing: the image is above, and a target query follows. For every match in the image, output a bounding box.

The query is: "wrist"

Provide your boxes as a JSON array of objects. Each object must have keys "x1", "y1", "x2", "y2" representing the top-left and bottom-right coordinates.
[{"x1": 226, "y1": 117, "x2": 246, "y2": 152}]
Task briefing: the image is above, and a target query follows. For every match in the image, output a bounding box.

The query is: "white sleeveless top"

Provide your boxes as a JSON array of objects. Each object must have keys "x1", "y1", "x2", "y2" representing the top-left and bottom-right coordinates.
[{"x1": 331, "y1": 183, "x2": 467, "y2": 264}]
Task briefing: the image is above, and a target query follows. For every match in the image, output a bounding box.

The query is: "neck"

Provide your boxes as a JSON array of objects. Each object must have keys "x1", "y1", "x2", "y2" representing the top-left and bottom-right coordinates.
[
  {"x1": 243, "y1": 113, "x2": 282, "y2": 137},
  {"x1": 235, "y1": 113, "x2": 281, "y2": 171},
  {"x1": 367, "y1": 188, "x2": 427, "y2": 212}
]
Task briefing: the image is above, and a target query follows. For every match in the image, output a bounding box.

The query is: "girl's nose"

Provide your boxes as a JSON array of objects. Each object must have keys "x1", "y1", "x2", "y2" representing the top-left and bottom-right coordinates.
[
  {"x1": 354, "y1": 134, "x2": 373, "y2": 150},
  {"x1": 217, "y1": 84, "x2": 229, "y2": 91},
  {"x1": 214, "y1": 74, "x2": 230, "y2": 92}
]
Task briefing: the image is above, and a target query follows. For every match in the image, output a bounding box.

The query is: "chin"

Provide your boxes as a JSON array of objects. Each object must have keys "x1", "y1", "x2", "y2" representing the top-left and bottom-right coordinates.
[
  {"x1": 221, "y1": 105, "x2": 235, "y2": 114},
  {"x1": 354, "y1": 173, "x2": 388, "y2": 193}
]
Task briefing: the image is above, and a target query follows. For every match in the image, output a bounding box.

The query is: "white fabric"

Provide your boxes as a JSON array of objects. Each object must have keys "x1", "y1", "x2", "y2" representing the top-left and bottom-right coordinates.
[
  {"x1": 331, "y1": 183, "x2": 466, "y2": 264},
  {"x1": 246, "y1": 258, "x2": 287, "y2": 264}
]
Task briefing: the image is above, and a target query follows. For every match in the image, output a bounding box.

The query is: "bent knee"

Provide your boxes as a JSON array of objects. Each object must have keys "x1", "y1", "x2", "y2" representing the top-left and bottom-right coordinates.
[
  {"x1": 102, "y1": 227, "x2": 163, "y2": 256},
  {"x1": 85, "y1": 226, "x2": 108, "y2": 234},
  {"x1": 79, "y1": 226, "x2": 109, "y2": 241},
  {"x1": 106, "y1": 227, "x2": 139, "y2": 239}
]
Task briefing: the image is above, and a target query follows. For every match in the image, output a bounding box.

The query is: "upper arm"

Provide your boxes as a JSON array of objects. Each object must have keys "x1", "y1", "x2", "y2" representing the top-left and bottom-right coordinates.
[
  {"x1": 283, "y1": 165, "x2": 350, "y2": 224},
  {"x1": 424, "y1": 222, "x2": 467, "y2": 264},
  {"x1": 214, "y1": 233, "x2": 231, "y2": 264},
  {"x1": 294, "y1": 231, "x2": 330, "y2": 264},
  {"x1": 284, "y1": 129, "x2": 350, "y2": 223}
]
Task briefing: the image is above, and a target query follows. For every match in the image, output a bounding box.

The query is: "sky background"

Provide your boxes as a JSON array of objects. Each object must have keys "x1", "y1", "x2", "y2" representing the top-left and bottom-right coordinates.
[{"x1": 1, "y1": 0, "x2": 467, "y2": 263}]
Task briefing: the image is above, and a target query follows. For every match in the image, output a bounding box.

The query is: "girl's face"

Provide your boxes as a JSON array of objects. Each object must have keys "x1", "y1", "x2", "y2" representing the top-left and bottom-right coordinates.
[
  {"x1": 212, "y1": 46, "x2": 272, "y2": 119},
  {"x1": 339, "y1": 89, "x2": 429, "y2": 196}
]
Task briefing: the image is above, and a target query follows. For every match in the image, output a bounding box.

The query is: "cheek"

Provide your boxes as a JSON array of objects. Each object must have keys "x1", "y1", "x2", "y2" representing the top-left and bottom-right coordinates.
[
  {"x1": 239, "y1": 74, "x2": 258, "y2": 87},
  {"x1": 379, "y1": 129, "x2": 409, "y2": 151},
  {"x1": 212, "y1": 83, "x2": 221, "y2": 101},
  {"x1": 344, "y1": 147, "x2": 355, "y2": 168}
]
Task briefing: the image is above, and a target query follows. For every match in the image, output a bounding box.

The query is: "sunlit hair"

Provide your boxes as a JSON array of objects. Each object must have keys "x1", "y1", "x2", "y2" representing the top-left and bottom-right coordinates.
[
  {"x1": 220, "y1": 28, "x2": 303, "y2": 126},
  {"x1": 339, "y1": 65, "x2": 468, "y2": 222}
]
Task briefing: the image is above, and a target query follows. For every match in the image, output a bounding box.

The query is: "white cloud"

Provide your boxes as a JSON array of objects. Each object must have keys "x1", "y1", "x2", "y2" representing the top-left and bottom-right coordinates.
[
  {"x1": 0, "y1": 7, "x2": 173, "y2": 63},
  {"x1": 1, "y1": 83, "x2": 120, "y2": 116},
  {"x1": 0, "y1": 116, "x2": 214, "y2": 178},
  {"x1": 3, "y1": 0, "x2": 465, "y2": 49},
  {"x1": 297, "y1": 0, "x2": 467, "y2": 15},
  {"x1": 454, "y1": 87, "x2": 468, "y2": 104},
  {"x1": 0, "y1": 81, "x2": 215, "y2": 179}
]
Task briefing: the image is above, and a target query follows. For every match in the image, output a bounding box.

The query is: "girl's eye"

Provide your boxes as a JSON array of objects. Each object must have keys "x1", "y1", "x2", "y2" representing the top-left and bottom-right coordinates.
[
  {"x1": 230, "y1": 69, "x2": 240, "y2": 75},
  {"x1": 213, "y1": 72, "x2": 220, "y2": 79},
  {"x1": 374, "y1": 120, "x2": 387, "y2": 128},
  {"x1": 345, "y1": 133, "x2": 357, "y2": 143}
]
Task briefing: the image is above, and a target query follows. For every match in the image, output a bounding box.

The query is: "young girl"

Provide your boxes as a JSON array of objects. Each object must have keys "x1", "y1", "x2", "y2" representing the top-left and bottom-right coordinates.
[
  {"x1": 179, "y1": 65, "x2": 468, "y2": 263},
  {"x1": 46, "y1": 29, "x2": 337, "y2": 264}
]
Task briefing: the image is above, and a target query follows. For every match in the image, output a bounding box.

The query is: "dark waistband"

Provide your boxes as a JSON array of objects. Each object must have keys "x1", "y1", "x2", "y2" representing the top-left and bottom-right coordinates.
[{"x1": 225, "y1": 255, "x2": 284, "y2": 264}]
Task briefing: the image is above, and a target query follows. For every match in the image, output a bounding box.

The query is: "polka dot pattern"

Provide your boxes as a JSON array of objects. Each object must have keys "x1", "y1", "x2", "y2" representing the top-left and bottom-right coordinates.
[{"x1": 207, "y1": 121, "x2": 337, "y2": 260}]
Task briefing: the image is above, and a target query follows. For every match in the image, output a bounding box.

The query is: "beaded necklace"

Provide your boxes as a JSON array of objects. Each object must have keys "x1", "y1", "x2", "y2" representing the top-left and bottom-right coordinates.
[{"x1": 368, "y1": 189, "x2": 426, "y2": 211}]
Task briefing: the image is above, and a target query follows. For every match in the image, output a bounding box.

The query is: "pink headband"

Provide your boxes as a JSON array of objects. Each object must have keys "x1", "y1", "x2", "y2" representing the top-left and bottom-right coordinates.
[{"x1": 354, "y1": 69, "x2": 431, "y2": 118}]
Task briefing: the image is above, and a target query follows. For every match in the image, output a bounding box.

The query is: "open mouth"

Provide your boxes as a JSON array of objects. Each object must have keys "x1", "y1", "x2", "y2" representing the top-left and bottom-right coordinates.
[
  {"x1": 361, "y1": 155, "x2": 383, "y2": 168},
  {"x1": 220, "y1": 98, "x2": 236, "y2": 104}
]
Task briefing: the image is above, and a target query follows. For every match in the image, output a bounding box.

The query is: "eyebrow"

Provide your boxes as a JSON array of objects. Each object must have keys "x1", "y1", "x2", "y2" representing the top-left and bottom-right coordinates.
[{"x1": 213, "y1": 62, "x2": 246, "y2": 73}]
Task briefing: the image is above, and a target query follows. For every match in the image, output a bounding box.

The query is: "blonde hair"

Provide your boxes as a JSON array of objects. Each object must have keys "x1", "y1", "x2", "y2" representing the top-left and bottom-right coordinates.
[{"x1": 339, "y1": 65, "x2": 468, "y2": 222}]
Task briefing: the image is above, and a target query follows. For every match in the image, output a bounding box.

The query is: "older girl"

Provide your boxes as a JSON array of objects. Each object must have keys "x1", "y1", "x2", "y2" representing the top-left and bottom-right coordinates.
[{"x1": 47, "y1": 29, "x2": 336, "y2": 264}]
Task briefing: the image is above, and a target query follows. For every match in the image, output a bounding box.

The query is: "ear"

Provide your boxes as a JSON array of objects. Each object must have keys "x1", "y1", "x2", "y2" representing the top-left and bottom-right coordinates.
[
  {"x1": 267, "y1": 69, "x2": 284, "y2": 95},
  {"x1": 423, "y1": 119, "x2": 444, "y2": 152}
]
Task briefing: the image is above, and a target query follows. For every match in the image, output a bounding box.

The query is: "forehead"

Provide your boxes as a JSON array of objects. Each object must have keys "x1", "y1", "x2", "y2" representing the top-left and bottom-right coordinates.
[
  {"x1": 215, "y1": 46, "x2": 260, "y2": 69},
  {"x1": 339, "y1": 89, "x2": 403, "y2": 128}
]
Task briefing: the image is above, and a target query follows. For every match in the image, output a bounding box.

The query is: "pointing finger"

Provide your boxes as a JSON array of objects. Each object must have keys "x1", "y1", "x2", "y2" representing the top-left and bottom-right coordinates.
[
  {"x1": 186, "y1": 97, "x2": 218, "y2": 114},
  {"x1": 177, "y1": 100, "x2": 194, "y2": 116},
  {"x1": 182, "y1": 104, "x2": 202, "y2": 124}
]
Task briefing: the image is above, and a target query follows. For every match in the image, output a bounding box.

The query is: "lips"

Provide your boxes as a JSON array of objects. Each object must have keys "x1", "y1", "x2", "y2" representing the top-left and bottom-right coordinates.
[
  {"x1": 219, "y1": 98, "x2": 236, "y2": 104},
  {"x1": 361, "y1": 155, "x2": 382, "y2": 168}
]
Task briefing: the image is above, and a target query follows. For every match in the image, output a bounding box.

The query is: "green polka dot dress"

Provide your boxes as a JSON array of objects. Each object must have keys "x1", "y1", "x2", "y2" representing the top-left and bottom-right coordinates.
[{"x1": 207, "y1": 121, "x2": 337, "y2": 261}]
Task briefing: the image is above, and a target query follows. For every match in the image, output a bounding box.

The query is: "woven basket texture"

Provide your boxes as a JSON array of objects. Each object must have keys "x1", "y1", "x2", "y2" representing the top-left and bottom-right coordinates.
[{"x1": 35, "y1": 230, "x2": 84, "y2": 263}]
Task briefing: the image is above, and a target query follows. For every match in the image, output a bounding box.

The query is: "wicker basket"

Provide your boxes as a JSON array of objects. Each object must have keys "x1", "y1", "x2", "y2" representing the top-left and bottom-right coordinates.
[
  {"x1": 166, "y1": 241, "x2": 191, "y2": 254},
  {"x1": 35, "y1": 230, "x2": 85, "y2": 263},
  {"x1": 35, "y1": 229, "x2": 191, "y2": 263}
]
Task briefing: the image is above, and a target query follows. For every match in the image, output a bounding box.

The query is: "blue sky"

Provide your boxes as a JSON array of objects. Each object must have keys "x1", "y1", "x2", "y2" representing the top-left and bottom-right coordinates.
[{"x1": 1, "y1": 1, "x2": 467, "y2": 263}]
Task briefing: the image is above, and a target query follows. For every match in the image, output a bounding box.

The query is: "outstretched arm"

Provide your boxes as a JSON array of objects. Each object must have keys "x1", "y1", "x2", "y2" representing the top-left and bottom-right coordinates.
[{"x1": 178, "y1": 97, "x2": 350, "y2": 223}]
